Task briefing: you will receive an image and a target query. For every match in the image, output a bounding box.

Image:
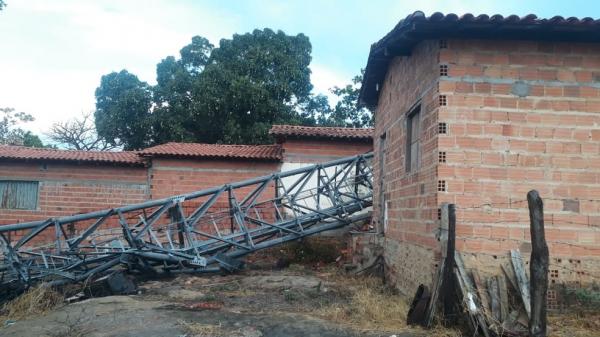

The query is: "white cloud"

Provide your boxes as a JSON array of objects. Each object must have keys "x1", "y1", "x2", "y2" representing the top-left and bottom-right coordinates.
[
  {"x1": 310, "y1": 64, "x2": 350, "y2": 105},
  {"x1": 0, "y1": 0, "x2": 548, "y2": 137},
  {"x1": 0, "y1": 0, "x2": 240, "y2": 134}
]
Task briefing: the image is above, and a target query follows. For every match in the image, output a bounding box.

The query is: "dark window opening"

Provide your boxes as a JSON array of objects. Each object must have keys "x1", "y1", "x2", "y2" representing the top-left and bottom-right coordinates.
[
  {"x1": 439, "y1": 40, "x2": 448, "y2": 49},
  {"x1": 438, "y1": 180, "x2": 446, "y2": 192},
  {"x1": 0, "y1": 180, "x2": 39, "y2": 210},
  {"x1": 405, "y1": 105, "x2": 421, "y2": 173}
]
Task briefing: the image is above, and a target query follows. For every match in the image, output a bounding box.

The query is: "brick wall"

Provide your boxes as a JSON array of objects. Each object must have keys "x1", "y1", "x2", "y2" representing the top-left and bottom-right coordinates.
[
  {"x1": 149, "y1": 157, "x2": 280, "y2": 199},
  {"x1": 280, "y1": 138, "x2": 372, "y2": 164},
  {"x1": 438, "y1": 39, "x2": 600, "y2": 284},
  {"x1": 279, "y1": 138, "x2": 372, "y2": 221},
  {"x1": 149, "y1": 157, "x2": 281, "y2": 234},
  {"x1": 373, "y1": 40, "x2": 442, "y2": 293},
  {"x1": 374, "y1": 38, "x2": 600, "y2": 294},
  {"x1": 0, "y1": 161, "x2": 148, "y2": 225},
  {"x1": 0, "y1": 138, "x2": 371, "y2": 248},
  {"x1": 0, "y1": 161, "x2": 148, "y2": 244}
]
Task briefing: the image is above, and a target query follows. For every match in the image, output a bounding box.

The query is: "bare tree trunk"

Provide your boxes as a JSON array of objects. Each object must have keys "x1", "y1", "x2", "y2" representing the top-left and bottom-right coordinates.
[{"x1": 527, "y1": 190, "x2": 548, "y2": 337}]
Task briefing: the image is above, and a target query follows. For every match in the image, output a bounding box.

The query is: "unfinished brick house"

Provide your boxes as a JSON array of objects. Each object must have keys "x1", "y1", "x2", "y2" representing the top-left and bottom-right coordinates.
[
  {"x1": 359, "y1": 12, "x2": 600, "y2": 293},
  {"x1": 139, "y1": 142, "x2": 283, "y2": 200},
  {"x1": 0, "y1": 125, "x2": 372, "y2": 231},
  {"x1": 0, "y1": 145, "x2": 148, "y2": 226},
  {"x1": 270, "y1": 124, "x2": 373, "y2": 167}
]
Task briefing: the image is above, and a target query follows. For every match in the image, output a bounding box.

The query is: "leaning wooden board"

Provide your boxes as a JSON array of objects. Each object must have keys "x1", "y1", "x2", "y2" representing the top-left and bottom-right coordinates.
[
  {"x1": 455, "y1": 254, "x2": 491, "y2": 337},
  {"x1": 510, "y1": 249, "x2": 531, "y2": 318}
]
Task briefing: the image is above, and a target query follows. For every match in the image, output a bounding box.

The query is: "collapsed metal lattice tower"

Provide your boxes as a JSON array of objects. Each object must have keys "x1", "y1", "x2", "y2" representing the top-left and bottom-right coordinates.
[{"x1": 0, "y1": 153, "x2": 373, "y2": 293}]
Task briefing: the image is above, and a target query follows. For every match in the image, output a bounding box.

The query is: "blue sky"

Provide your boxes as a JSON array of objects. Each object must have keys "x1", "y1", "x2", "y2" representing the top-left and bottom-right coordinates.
[{"x1": 1, "y1": 0, "x2": 599, "y2": 136}]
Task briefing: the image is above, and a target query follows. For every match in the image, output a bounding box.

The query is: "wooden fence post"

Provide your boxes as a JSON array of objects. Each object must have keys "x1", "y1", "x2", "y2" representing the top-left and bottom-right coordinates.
[{"x1": 527, "y1": 190, "x2": 548, "y2": 337}]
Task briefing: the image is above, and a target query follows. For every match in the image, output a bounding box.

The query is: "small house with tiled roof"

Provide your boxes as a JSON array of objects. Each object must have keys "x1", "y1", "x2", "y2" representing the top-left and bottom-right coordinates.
[
  {"x1": 360, "y1": 11, "x2": 600, "y2": 293},
  {"x1": 269, "y1": 124, "x2": 373, "y2": 165},
  {"x1": 0, "y1": 125, "x2": 371, "y2": 226},
  {"x1": 0, "y1": 145, "x2": 148, "y2": 225},
  {"x1": 140, "y1": 142, "x2": 283, "y2": 200}
]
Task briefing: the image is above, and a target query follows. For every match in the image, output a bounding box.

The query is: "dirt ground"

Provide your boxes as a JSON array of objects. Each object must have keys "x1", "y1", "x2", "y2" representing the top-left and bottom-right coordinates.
[
  {"x1": 1, "y1": 239, "x2": 597, "y2": 337},
  {"x1": 0, "y1": 264, "x2": 421, "y2": 337}
]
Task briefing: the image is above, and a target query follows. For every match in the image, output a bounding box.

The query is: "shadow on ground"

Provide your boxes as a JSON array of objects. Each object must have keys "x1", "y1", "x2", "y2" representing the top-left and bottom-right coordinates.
[{"x1": 0, "y1": 266, "x2": 418, "y2": 337}]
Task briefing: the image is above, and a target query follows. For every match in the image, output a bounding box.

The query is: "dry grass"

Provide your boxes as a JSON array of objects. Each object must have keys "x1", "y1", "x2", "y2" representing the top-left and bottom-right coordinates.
[
  {"x1": 0, "y1": 284, "x2": 63, "y2": 321},
  {"x1": 178, "y1": 320, "x2": 226, "y2": 337},
  {"x1": 423, "y1": 326, "x2": 463, "y2": 337},
  {"x1": 314, "y1": 269, "x2": 463, "y2": 336},
  {"x1": 316, "y1": 273, "x2": 406, "y2": 331},
  {"x1": 548, "y1": 312, "x2": 600, "y2": 337}
]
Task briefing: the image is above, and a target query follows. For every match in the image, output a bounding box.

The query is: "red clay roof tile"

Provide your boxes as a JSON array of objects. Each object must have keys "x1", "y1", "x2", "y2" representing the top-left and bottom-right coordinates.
[
  {"x1": 360, "y1": 11, "x2": 600, "y2": 108},
  {"x1": 269, "y1": 124, "x2": 373, "y2": 140},
  {"x1": 0, "y1": 145, "x2": 143, "y2": 165},
  {"x1": 140, "y1": 142, "x2": 282, "y2": 160}
]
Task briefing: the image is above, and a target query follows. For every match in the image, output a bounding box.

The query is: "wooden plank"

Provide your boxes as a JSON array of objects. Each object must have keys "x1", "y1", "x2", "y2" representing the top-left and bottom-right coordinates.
[
  {"x1": 511, "y1": 249, "x2": 531, "y2": 318},
  {"x1": 472, "y1": 270, "x2": 492, "y2": 324},
  {"x1": 527, "y1": 190, "x2": 549, "y2": 337},
  {"x1": 487, "y1": 276, "x2": 501, "y2": 322},
  {"x1": 424, "y1": 259, "x2": 445, "y2": 327},
  {"x1": 497, "y1": 274, "x2": 509, "y2": 322},
  {"x1": 501, "y1": 262, "x2": 518, "y2": 292},
  {"x1": 502, "y1": 310, "x2": 520, "y2": 332},
  {"x1": 453, "y1": 264, "x2": 479, "y2": 333},
  {"x1": 424, "y1": 203, "x2": 450, "y2": 327},
  {"x1": 455, "y1": 254, "x2": 491, "y2": 337}
]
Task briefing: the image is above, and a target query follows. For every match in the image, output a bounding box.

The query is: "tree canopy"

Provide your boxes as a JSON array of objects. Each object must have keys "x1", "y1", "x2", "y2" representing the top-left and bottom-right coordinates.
[
  {"x1": 95, "y1": 29, "x2": 371, "y2": 150},
  {"x1": 95, "y1": 70, "x2": 153, "y2": 149},
  {"x1": 0, "y1": 108, "x2": 46, "y2": 148}
]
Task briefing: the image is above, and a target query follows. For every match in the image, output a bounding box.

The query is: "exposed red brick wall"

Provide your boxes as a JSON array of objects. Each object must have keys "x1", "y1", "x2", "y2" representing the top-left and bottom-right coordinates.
[
  {"x1": 0, "y1": 161, "x2": 148, "y2": 225},
  {"x1": 438, "y1": 40, "x2": 600, "y2": 267},
  {"x1": 281, "y1": 138, "x2": 372, "y2": 163},
  {"x1": 375, "y1": 38, "x2": 600, "y2": 293},
  {"x1": 0, "y1": 138, "x2": 368, "y2": 248},
  {"x1": 149, "y1": 158, "x2": 280, "y2": 199},
  {"x1": 0, "y1": 161, "x2": 148, "y2": 245},
  {"x1": 372, "y1": 40, "x2": 442, "y2": 292},
  {"x1": 149, "y1": 157, "x2": 281, "y2": 233}
]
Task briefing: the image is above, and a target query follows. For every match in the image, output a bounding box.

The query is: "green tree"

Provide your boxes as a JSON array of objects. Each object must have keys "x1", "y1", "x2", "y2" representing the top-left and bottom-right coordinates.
[
  {"x1": 0, "y1": 107, "x2": 46, "y2": 148},
  {"x1": 320, "y1": 70, "x2": 372, "y2": 128},
  {"x1": 95, "y1": 29, "x2": 313, "y2": 146},
  {"x1": 95, "y1": 30, "x2": 372, "y2": 147},
  {"x1": 22, "y1": 131, "x2": 45, "y2": 147},
  {"x1": 298, "y1": 94, "x2": 330, "y2": 126},
  {"x1": 186, "y1": 29, "x2": 313, "y2": 144},
  {"x1": 152, "y1": 36, "x2": 213, "y2": 144},
  {"x1": 94, "y1": 70, "x2": 153, "y2": 150},
  {"x1": 0, "y1": 1, "x2": 6, "y2": 11}
]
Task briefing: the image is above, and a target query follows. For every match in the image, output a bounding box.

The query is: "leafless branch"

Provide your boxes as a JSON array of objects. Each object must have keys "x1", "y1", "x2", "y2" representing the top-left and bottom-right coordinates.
[{"x1": 46, "y1": 111, "x2": 120, "y2": 151}]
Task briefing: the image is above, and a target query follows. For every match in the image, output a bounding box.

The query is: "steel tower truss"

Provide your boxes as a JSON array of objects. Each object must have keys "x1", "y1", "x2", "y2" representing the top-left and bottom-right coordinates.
[{"x1": 0, "y1": 153, "x2": 373, "y2": 291}]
